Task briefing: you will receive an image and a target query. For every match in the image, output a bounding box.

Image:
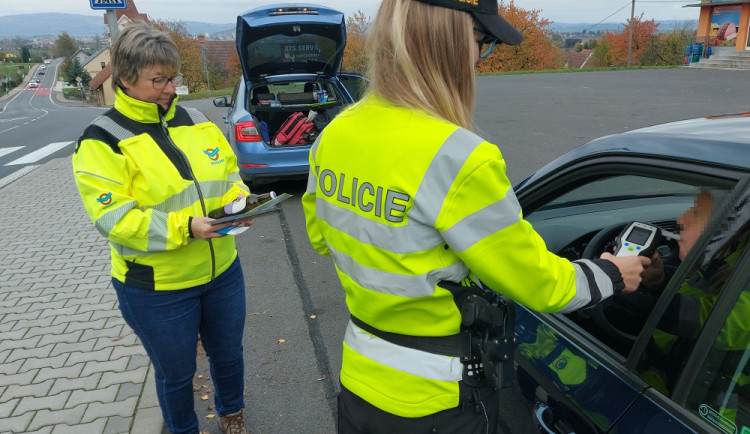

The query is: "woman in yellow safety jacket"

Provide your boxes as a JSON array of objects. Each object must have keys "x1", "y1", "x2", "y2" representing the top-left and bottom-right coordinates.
[
  {"x1": 72, "y1": 22, "x2": 250, "y2": 434},
  {"x1": 302, "y1": 0, "x2": 650, "y2": 432}
]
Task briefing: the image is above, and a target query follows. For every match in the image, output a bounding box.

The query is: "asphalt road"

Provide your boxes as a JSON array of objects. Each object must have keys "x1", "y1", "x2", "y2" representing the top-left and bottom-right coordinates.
[
  {"x1": 181, "y1": 67, "x2": 750, "y2": 433},
  {"x1": 0, "y1": 59, "x2": 104, "y2": 182}
]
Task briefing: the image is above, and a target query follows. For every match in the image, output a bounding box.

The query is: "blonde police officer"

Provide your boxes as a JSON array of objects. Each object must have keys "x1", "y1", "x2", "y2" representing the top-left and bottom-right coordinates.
[{"x1": 302, "y1": 0, "x2": 650, "y2": 432}]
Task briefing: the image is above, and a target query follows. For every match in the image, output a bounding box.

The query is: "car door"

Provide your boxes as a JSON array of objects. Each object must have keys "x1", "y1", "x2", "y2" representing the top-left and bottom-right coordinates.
[
  {"x1": 513, "y1": 155, "x2": 749, "y2": 433},
  {"x1": 619, "y1": 183, "x2": 750, "y2": 433}
]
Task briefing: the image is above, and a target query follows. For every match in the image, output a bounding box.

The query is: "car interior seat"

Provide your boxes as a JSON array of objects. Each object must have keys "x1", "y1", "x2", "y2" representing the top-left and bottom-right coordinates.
[{"x1": 252, "y1": 85, "x2": 274, "y2": 103}]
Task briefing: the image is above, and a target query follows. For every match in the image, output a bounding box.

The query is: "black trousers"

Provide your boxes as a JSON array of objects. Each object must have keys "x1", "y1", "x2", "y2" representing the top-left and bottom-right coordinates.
[{"x1": 337, "y1": 383, "x2": 499, "y2": 434}]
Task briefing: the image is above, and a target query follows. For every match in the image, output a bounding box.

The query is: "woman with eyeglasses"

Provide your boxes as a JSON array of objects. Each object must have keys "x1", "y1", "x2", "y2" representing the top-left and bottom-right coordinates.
[
  {"x1": 302, "y1": 0, "x2": 650, "y2": 432},
  {"x1": 72, "y1": 21, "x2": 250, "y2": 434}
]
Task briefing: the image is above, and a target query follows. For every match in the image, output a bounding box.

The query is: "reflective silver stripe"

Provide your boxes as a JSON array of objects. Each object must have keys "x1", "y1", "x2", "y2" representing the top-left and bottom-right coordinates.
[
  {"x1": 95, "y1": 200, "x2": 137, "y2": 235},
  {"x1": 441, "y1": 187, "x2": 522, "y2": 253},
  {"x1": 345, "y1": 320, "x2": 463, "y2": 382},
  {"x1": 147, "y1": 210, "x2": 169, "y2": 251},
  {"x1": 410, "y1": 128, "x2": 484, "y2": 226},
  {"x1": 560, "y1": 260, "x2": 614, "y2": 313},
  {"x1": 74, "y1": 171, "x2": 123, "y2": 186},
  {"x1": 141, "y1": 181, "x2": 224, "y2": 215},
  {"x1": 316, "y1": 196, "x2": 444, "y2": 254},
  {"x1": 183, "y1": 107, "x2": 209, "y2": 125},
  {"x1": 227, "y1": 171, "x2": 245, "y2": 188},
  {"x1": 307, "y1": 167, "x2": 318, "y2": 194},
  {"x1": 329, "y1": 244, "x2": 468, "y2": 297},
  {"x1": 92, "y1": 115, "x2": 135, "y2": 142}
]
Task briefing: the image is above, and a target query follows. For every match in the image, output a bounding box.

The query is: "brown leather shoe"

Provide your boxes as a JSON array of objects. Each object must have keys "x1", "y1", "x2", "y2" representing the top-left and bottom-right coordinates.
[{"x1": 219, "y1": 410, "x2": 247, "y2": 434}]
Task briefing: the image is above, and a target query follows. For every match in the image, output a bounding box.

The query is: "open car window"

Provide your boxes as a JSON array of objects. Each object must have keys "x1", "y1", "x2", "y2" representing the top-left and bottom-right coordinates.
[
  {"x1": 633, "y1": 187, "x2": 750, "y2": 431},
  {"x1": 523, "y1": 171, "x2": 738, "y2": 359}
]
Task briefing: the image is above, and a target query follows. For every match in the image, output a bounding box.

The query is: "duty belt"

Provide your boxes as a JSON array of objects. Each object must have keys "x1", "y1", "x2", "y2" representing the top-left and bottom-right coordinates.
[
  {"x1": 350, "y1": 280, "x2": 517, "y2": 390},
  {"x1": 350, "y1": 315, "x2": 473, "y2": 358}
]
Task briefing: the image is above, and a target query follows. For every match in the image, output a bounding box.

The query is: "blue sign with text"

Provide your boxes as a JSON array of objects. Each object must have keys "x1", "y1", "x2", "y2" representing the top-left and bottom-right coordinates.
[{"x1": 89, "y1": 0, "x2": 127, "y2": 10}]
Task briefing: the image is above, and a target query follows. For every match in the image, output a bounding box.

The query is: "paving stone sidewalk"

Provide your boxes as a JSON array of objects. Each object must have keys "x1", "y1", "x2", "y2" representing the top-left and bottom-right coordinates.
[{"x1": 0, "y1": 158, "x2": 162, "y2": 433}]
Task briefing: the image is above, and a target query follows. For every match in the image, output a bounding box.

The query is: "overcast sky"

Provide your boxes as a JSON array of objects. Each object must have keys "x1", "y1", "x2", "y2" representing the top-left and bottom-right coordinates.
[{"x1": 1, "y1": 1, "x2": 699, "y2": 25}]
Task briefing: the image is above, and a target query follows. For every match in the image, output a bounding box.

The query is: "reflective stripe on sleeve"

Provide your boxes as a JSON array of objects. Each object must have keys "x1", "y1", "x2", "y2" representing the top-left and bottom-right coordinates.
[
  {"x1": 344, "y1": 320, "x2": 463, "y2": 382},
  {"x1": 95, "y1": 200, "x2": 137, "y2": 237},
  {"x1": 560, "y1": 260, "x2": 616, "y2": 313},
  {"x1": 441, "y1": 186, "x2": 522, "y2": 252}
]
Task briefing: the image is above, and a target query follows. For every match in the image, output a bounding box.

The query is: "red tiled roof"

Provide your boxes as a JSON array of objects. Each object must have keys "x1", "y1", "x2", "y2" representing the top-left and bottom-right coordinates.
[
  {"x1": 104, "y1": 0, "x2": 148, "y2": 24},
  {"x1": 566, "y1": 49, "x2": 594, "y2": 69},
  {"x1": 204, "y1": 40, "x2": 235, "y2": 70},
  {"x1": 89, "y1": 64, "x2": 111, "y2": 90}
]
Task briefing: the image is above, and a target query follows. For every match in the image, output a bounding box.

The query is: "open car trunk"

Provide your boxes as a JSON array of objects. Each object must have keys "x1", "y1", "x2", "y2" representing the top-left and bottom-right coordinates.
[{"x1": 248, "y1": 80, "x2": 343, "y2": 147}]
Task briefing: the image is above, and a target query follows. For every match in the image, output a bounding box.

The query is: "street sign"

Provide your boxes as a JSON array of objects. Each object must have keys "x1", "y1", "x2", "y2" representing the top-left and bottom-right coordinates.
[{"x1": 89, "y1": 0, "x2": 127, "y2": 10}]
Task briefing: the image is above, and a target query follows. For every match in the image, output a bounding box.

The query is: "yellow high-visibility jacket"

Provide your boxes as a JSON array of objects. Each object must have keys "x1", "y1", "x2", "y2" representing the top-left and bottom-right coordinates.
[
  {"x1": 72, "y1": 87, "x2": 248, "y2": 291},
  {"x1": 302, "y1": 94, "x2": 624, "y2": 417}
]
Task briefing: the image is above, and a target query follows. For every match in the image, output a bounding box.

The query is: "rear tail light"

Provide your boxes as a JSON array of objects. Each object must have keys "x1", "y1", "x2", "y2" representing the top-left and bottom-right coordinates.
[{"x1": 235, "y1": 121, "x2": 261, "y2": 142}]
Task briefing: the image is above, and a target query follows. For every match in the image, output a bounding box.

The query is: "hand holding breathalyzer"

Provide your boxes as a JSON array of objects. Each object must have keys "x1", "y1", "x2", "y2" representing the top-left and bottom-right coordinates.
[{"x1": 614, "y1": 221, "x2": 661, "y2": 257}]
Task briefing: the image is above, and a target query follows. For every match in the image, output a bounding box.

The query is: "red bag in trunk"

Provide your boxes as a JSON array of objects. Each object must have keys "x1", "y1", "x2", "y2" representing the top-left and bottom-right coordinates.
[{"x1": 274, "y1": 112, "x2": 314, "y2": 145}]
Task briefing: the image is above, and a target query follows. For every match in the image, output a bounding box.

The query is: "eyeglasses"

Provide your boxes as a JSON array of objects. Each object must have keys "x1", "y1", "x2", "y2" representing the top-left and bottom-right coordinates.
[
  {"x1": 473, "y1": 27, "x2": 498, "y2": 59},
  {"x1": 149, "y1": 74, "x2": 184, "y2": 89}
]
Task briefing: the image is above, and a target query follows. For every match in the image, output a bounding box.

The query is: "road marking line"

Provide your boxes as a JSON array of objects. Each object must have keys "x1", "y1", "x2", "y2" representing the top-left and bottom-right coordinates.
[
  {"x1": 0, "y1": 147, "x2": 24, "y2": 158},
  {"x1": 0, "y1": 164, "x2": 40, "y2": 189},
  {"x1": 5, "y1": 141, "x2": 73, "y2": 166}
]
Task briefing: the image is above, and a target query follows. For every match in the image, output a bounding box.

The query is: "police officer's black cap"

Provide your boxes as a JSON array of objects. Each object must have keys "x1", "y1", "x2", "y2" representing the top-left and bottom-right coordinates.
[{"x1": 411, "y1": 0, "x2": 523, "y2": 45}]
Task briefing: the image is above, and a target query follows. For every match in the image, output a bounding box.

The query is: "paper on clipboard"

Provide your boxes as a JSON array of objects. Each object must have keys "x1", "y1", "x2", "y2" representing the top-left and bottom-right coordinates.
[{"x1": 210, "y1": 193, "x2": 293, "y2": 225}]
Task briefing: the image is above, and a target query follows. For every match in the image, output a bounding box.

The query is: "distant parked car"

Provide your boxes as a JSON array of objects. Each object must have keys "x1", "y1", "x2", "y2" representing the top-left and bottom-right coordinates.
[
  {"x1": 507, "y1": 114, "x2": 750, "y2": 433},
  {"x1": 213, "y1": 3, "x2": 368, "y2": 186}
]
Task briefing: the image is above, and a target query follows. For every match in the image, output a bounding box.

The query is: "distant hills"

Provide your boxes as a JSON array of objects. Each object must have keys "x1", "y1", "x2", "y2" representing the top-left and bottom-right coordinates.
[
  {"x1": 0, "y1": 13, "x2": 233, "y2": 38},
  {"x1": 0, "y1": 13, "x2": 696, "y2": 39},
  {"x1": 550, "y1": 19, "x2": 698, "y2": 34}
]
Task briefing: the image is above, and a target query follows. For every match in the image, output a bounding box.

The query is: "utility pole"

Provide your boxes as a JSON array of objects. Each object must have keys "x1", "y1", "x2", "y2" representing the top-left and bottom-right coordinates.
[
  {"x1": 627, "y1": 0, "x2": 635, "y2": 67},
  {"x1": 107, "y1": 10, "x2": 119, "y2": 43},
  {"x1": 200, "y1": 40, "x2": 211, "y2": 94}
]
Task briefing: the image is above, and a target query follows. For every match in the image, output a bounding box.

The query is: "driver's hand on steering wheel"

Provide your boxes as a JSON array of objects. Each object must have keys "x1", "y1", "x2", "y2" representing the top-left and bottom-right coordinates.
[
  {"x1": 641, "y1": 252, "x2": 665, "y2": 290},
  {"x1": 600, "y1": 252, "x2": 651, "y2": 293}
]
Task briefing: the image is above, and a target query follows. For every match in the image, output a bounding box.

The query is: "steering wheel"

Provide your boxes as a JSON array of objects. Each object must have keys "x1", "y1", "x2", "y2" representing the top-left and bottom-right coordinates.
[{"x1": 579, "y1": 222, "x2": 658, "y2": 344}]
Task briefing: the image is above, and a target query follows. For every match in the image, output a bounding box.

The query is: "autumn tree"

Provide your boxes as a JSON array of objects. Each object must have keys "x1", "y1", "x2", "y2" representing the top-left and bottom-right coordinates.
[
  {"x1": 593, "y1": 13, "x2": 659, "y2": 67},
  {"x1": 640, "y1": 25, "x2": 696, "y2": 66},
  {"x1": 151, "y1": 20, "x2": 205, "y2": 92},
  {"x1": 342, "y1": 10, "x2": 370, "y2": 75},
  {"x1": 54, "y1": 32, "x2": 78, "y2": 58},
  {"x1": 207, "y1": 46, "x2": 242, "y2": 90},
  {"x1": 477, "y1": 1, "x2": 564, "y2": 73}
]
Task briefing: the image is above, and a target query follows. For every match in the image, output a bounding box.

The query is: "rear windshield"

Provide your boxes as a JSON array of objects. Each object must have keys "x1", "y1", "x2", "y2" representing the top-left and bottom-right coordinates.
[{"x1": 244, "y1": 31, "x2": 340, "y2": 77}]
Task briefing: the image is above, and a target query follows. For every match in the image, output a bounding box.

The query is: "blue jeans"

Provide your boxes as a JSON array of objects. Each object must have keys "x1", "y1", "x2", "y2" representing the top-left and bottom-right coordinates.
[{"x1": 112, "y1": 258, "x2": 246, "y2": 434}]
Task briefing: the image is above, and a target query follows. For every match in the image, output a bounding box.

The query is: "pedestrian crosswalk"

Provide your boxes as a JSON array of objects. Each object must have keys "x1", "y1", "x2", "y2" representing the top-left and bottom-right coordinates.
[
  {"x1": 0, "y1": 141, "x2": 74, "y2": 188},
  {"x1": 5, "y1": 141, "x2": 73, "y2": 166}
]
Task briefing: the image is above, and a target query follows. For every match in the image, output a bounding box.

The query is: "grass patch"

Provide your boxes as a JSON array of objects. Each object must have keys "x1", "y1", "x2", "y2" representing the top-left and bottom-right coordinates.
[{"x1": 476, "y1": 65, "x2": 682, "y2": 76}]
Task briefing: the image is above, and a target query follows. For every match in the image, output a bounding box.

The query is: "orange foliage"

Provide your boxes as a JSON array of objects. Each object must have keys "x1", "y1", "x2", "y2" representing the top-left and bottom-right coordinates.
[
  {"x1": 599, "y1": 13, "x2": 659, "y2": 66},
  {"x1": 476, "y1": 0, "x2": 564, "y2": 73},
  {"x1": 342, "y1": 10, "x2": 371, "y2": 75},
  {"x1": 151, "y1": 20, "x2": 206, "y2": 91},
  {"x1": 226, "y1": 48, "x2": 241, "y2": 81}
]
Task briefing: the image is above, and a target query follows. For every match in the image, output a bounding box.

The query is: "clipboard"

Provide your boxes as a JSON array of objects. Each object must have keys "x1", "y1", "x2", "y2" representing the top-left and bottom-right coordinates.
[{"x1": 210, "y1": 193, "x2": 293, "y2": 225}]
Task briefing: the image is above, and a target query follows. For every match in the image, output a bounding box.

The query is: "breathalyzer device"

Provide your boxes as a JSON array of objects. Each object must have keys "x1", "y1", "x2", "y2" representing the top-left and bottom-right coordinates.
[{"x1": 615, "y1": 221, "x2": 661, "y2": 257}]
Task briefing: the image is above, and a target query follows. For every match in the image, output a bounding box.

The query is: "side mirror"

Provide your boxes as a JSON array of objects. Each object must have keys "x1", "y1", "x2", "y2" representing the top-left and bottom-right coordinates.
[{"x1": 213, "y1": 96, "x2": 229, "y2": 107}]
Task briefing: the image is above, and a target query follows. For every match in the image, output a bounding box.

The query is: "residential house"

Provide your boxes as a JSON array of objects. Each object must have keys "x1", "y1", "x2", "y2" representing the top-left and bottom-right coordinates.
[{"x1": 89, "y1": 0, "x2": 149, "y2": 106}]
